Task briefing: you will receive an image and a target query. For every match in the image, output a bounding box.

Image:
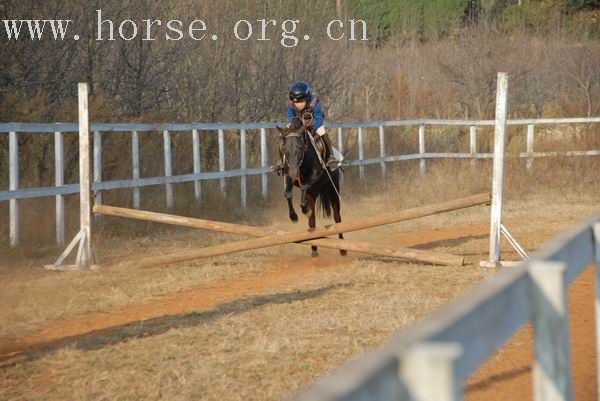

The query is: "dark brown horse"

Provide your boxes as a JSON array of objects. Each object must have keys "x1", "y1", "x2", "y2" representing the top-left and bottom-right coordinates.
[{"x1": 276, "y1": 125, "x2": 345, "y2": 257}]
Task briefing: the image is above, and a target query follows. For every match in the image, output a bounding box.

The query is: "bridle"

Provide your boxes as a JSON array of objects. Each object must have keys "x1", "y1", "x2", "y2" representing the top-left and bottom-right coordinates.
[
  {"x1": 282, "y1": 111, "x2": 314, "y2": 169},
  {"x1": 282, "y1": 131, "x2": 308, "y2": 170}
]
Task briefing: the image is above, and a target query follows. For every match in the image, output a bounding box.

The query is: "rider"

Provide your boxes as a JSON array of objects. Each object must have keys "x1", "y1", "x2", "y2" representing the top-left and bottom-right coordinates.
[{"x1": 273, "y1": 81, "x2": 339, "y2": 174}]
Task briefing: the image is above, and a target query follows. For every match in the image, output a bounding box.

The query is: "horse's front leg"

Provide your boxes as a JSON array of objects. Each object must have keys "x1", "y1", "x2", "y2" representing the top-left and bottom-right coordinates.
[
  {"x1": 306, "y1": 192, "x2": 318, "y2": 257},
  {"x1": 284, "y1": 176, "x2": 298, "y2": 222},
  {"x1": 332, "y1": 194, "x2": 347, "y2": 256},
  {"x1": 300, "y1": 184, "x2": 310, "y2": 215}
]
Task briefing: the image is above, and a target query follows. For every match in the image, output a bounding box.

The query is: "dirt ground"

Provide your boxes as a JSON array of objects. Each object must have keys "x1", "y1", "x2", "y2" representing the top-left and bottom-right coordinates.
[{"x1": 0, "y1": 194, "x2": 597, "y2": 400}]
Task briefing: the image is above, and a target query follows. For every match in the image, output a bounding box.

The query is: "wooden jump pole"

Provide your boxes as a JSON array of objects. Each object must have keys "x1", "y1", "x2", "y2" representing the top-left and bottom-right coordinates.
[
  {"x1": 94, "y1": 204, "x2": 464, "y2": 266},
  {"x1": 106, "y1": 193, "x2": 489, "y2": 269}
]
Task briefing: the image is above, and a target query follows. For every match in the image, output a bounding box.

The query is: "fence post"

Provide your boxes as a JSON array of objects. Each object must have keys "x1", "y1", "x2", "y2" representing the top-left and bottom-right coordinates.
[
  {"x1": 358, "y1": 126, "x2": 365, "y2": 179},
  {"x1": 419, "y1": 125, "x2": 426, "y2": 176},
  {"x1": 163, "y1": 130, "x2": 173, "y2": 209},
  {"x1": 77, "y1": 82, "x2": 92, "y2": 266},
  {"x1": 400, "y1": 343, "x2": 463, "y2": 401},
  {"x1": 131, "y1": 131, "x2": 141, "y2": 209},
  {"x1": 470, "y1": 126, "x2": 477, "y2": 167},
  {"x1": 337, "y1": 127, "x2": 344, "y2": 184},
  {"x1": 93, "y1": 131, "x2": 102, "y2": 207},
  {"x1": 240, "y1": 129, "x2": 247, "y2": 208},
  {"x1": 379, "y1": 125, "x2": 386, "y2": 176},
  {"x1": 55, "y1": 131, "x2": 65, "y2": 246},
  {"x1": 487, "y1": 73, "x2": 509, "y2": 268},
  {"x1": 260, "y1": 128, "x2": 268, "y2": 199},
  {"x1": 218, "y1": 129, "x2": 226, "y2": 195},
  {"x1": 192, "y1": 129, "x2": 202, "y2": 202},
  {"x1": 529, "y1": 261, "x2": 573, "y2": 401},
  {"x1": 9, "y1": 131, "x2": 19, "y2": 247},
  {"x1": 527, "y1": 124, "x2": 535, "y2": 171}
]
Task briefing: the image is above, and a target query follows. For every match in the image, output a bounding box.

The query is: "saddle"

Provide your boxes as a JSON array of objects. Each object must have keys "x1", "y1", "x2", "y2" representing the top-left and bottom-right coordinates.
[{"x1": 309, "y1": 131, "x2": 328, "y2": 161}]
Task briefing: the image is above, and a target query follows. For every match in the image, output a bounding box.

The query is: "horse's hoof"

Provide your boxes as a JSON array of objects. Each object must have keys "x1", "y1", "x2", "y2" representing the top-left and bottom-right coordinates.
[
  {"x1": 289, "y1": 213, "x2": 298, "y2": 222},
  {"x1": 311, "y1": 250, "x2": 319, "y2": 257},
  {"x1": 308, "y1": 227, "x2": 316, "y2": 232},
  {"x1": 340, "y1": 250, "x2": 348, "y2": 257},
  {"x1": 301, "y1": 206, "x2": 309, "y2": 214}
]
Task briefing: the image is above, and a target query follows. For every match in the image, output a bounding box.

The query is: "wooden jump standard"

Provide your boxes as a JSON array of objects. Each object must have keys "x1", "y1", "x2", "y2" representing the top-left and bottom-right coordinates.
[
  {"x1": 95, "y1": 193, "x2": 489, "y2": 269},
  {"x1": 94, "y1": 206, "x2": 464, "y2": 266}
]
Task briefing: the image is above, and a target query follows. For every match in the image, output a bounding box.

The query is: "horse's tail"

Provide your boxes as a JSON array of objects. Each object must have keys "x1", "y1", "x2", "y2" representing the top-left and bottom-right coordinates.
[{"x1": 318, "y1": 170, "x2": 340, "y2": 218}]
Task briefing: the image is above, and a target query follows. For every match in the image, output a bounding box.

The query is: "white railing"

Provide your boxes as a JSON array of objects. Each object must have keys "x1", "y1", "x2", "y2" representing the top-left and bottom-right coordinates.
[
  {"x1": 1, "y1": 117, "x2": 600, "y2": 247},
  {"x1": 292, "y1": 213, "x2": 600, "y2": 401}
]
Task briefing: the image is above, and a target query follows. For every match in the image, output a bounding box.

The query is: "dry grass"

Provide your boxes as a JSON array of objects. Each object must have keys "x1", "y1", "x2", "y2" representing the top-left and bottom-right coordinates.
[{"x1": 1, "y1": 157, "x2": 600, "y2": 400}]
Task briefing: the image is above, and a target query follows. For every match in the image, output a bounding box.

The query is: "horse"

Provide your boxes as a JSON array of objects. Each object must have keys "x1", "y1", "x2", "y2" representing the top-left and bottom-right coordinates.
[{"x1": 276, "y1": 124, "x2": 346, "y2": 257}]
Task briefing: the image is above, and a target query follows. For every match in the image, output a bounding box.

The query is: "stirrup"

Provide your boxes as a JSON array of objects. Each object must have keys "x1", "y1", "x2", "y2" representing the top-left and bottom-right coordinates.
[{"x1": 326, "y1": 157, "x2": 340, "y2": 171}]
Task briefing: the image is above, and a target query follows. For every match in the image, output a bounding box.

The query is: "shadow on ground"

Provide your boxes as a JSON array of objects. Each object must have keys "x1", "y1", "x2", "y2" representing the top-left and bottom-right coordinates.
[{"x1": 0, "y1": 283, "x2": 351, "y2": 368}]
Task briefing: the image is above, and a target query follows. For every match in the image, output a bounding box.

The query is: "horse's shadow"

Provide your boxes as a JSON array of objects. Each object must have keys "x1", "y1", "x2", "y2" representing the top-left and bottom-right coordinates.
[{"x1": 1, "y1": 283, "x2": 351, "y2": 368}]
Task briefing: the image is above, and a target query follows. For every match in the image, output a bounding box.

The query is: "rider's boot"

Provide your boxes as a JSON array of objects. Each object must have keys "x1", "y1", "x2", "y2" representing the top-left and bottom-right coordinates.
[{"x1": 321, "y1": 133, "x2": 339, "y2": 170}]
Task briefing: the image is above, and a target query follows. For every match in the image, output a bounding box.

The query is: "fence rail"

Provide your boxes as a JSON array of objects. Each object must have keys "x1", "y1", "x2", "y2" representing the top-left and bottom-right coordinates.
[
  {"x1": 293, "y1": 213, "x2": 600, "y2": 401},
  {"x1": 2, "y1": 117, "x2": 600, "y2": 247}
]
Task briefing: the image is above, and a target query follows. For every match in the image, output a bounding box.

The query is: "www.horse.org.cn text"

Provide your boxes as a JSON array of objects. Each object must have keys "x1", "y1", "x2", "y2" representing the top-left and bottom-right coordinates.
[{"x1": 2, "y1": 10, "x2": 370, "y2": 48}]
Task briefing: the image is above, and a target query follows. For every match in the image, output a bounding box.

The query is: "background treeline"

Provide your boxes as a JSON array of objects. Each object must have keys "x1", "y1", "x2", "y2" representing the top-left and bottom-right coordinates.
[
  {"x1": 1, "y1": 0, "x2": 600, "y2": 246},
  {"x1": 1, "y1": 0, "x2": 599, "y2": 124}
]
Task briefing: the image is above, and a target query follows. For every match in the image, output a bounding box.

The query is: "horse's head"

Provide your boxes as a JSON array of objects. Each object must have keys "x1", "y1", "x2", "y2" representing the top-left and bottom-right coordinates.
[{"x1": 277, "y1": 124, "x2": 305, "y2": 179}]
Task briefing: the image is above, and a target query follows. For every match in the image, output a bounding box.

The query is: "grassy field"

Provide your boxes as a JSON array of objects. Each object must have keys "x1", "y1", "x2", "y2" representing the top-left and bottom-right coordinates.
[{"x1": 0, "y1": 159, "x2": 599, "y2": 400}]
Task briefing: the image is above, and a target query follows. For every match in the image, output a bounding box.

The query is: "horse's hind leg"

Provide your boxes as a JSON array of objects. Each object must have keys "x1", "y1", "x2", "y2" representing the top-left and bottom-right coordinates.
[
  {"x1": 284, "y1": 176, "x2": 298, "y2": 222},
  {"x1": 306, "y1": 193, "x2": 318, "y2": 257},
  {"x1": 332, "y1": 192, "x2": 347, "y2": 256}
]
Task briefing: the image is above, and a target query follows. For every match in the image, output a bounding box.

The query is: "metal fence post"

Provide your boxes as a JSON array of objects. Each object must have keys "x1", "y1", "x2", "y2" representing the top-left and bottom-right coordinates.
[
  {"x1": 9, "y1": 131, "x2": 19, "y2": 247},
  {"x1": 55, "y1": 131, "x2": 65, "y2": 246},
  {"x1": 337, "y1": 127, "x2": 344, "y2": 155},
  {"x1": 93, "y1": 131, "x2": 102, "y2": 207},
  {"x1": 163, "y1": 130, "x2": 173, "y2": 209},
  {"x1": 260, "y1": 128, "x2": 268, "y2": 199},
  {"x1": 337, "y1": 127, "x2": 344, "y2": 184},
  {"x1": 218, "y1": 129, "x2": 226, "y2": 195},
  {"x1": 419, "y1": 125, "x2": 426, "y2": 176},
  {"x1": 379, "y1": 125, "x2": 386, "y2": 176},
  {"x1": 358, "y1": 126, "x2": 364, "y2": 179},
  {"x1": 240, "y1": 129, "x2": 247, "y2": 208},
  {"x1": 193, "y1": 129, "x2": 202, "y2": 202},
  {"x1": 131, "y1": 131, "x2": 141, "y2": 209},
  {"x1": 529, "y1": 261, "x2": 573, "y2": 401},
  {"x1": 470, "y1": 126, "x2": 477, "y2": 167},
  {"x1": 527, "y1": 124, "x2": 535, "y2": 171}
]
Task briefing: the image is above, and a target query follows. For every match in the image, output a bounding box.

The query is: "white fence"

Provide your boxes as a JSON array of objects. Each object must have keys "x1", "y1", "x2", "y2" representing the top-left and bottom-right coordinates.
[
  {"x1": 1, "y1": 117, "x2": 600, "y2": 247},
  {"x1": 293, "y1": 213, "x2": 600, "y2": 401}
]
